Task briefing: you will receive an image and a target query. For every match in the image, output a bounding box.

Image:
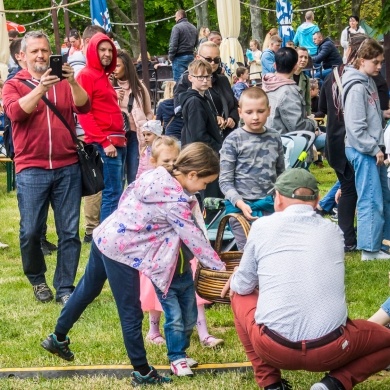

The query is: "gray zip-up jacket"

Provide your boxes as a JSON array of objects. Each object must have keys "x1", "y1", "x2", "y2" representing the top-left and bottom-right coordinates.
[
  {"x1": 168, "y1": 18, "x2": 197, "y2": 61},
  {"x1": 343, "y1": 66, "x2": 384, "y2": 156}
]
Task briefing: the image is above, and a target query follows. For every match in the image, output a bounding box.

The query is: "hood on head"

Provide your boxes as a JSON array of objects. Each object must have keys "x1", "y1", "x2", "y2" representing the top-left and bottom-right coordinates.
[
  {"x1": 262, "y1": 73, "x2": 296, "y2": 92},
  {"x1": 85, "y1": 32, "x2": 117, "y2": 74}
]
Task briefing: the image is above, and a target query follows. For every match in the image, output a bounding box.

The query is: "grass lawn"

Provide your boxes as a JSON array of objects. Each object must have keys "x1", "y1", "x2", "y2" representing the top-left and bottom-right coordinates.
[{"x1": 0, "y1": 163, "x2": 389, "y2": 389}]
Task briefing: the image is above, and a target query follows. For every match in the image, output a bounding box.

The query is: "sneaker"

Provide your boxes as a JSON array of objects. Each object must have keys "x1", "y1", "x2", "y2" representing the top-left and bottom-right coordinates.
[
  {"x1": 41, "y1": 244, "x2": 52, "y2": 256},
  {"x1": 170, "y1": 358, "x2": 194, "y2": 377},
  {"x1": 266, "y1": 378, "x2": 292, "y2": 390},
  {"x1": 344, "y1": 244, "x2": 357, "y2": 253},
  {"x1": 131, "y1": 366, "x2": 172, "y2": 386},
  {"x1": 83, "y1": 233, "x2": 93, "y2": 243},
  {"x1": 201, "y1": 335, "x2": 224, "y2": 348},
  {"x1": 0, "y1": 241, "x2": 9, "y2": 249},
  {"x1": 41, "y1": 333, "x2": 74, "y2": 361},
  {"x1": 145, "y1": 333, "x2": 166, "y2": 345},
  {"x1": 330, "y1": 211, "x2": 338, "y2": 223},
  {"x1": 310, "y1": 374, "x2": 345, "y2": 390},
  {"x1": 186, "y1": 356, "x2": 198, "y2": 368},
  {"x1": 41, "y1": 238, "x2": 58, "y2": 252},
  {"x1": 56, "y1": 293, "x2": 71, "y2": 305},
  {"x1": 361, "y1": 250, "x2": 390, "y2": 261},
  {"x1": 33, "y1": 283, "x2": 54, "y2": 303}
]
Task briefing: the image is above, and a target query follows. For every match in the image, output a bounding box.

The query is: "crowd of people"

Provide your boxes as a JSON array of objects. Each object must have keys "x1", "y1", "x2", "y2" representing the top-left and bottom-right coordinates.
[{"x1": 1, "y1": 7, "x2": 390, "y2": 389}]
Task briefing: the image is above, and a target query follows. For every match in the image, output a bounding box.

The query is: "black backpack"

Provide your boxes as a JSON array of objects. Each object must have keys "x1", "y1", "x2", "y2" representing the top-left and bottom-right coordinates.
[{"x1": 2, "y1": 113, "x2": 14, "y2": 160}]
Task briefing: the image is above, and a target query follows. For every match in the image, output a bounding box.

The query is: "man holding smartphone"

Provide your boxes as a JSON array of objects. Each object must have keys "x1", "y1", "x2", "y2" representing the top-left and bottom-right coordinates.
[{"x1": 2, "y1": 31, "x2": 90, "y2": 305}]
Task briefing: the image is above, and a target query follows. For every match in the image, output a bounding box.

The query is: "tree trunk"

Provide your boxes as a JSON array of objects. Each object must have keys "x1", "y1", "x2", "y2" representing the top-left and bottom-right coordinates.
[
  {"x1": 351, "y1": 0, "x2": 364, "y2": 17},
  {"x1": 250, "y1": 0, "x2": 262, "y2": 43},
  {"x1": 194, "y1": 0, "x2": 209, "y2": 28},
  {"x1": 325, "y1": 5, "x2": 332, "y2": 37},
  {"x1": 108, "y1": 0, "x2": 140, "y2": 57}
]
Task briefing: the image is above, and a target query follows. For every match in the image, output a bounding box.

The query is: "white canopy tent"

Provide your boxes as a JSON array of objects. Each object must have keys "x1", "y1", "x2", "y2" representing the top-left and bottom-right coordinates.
[
  {"x1": 216, "y1": 0, "x2": 244, "y2": 83},
  {"x1": 0, "y1": 0, "x2": 10, "y2": 80}
]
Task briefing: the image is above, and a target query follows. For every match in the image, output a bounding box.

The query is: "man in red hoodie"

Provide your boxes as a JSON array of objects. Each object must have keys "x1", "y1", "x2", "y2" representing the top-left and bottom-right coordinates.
[
  {"x1": 2, "y1": 31, "x2": 90, "y2": 304},
  {"x1": 76, "y1": 33, "x2": 125, "y2": 222}
]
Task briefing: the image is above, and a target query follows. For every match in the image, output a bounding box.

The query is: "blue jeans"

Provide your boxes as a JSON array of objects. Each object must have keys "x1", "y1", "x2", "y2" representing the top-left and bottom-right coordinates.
[
  {"x1": 16, "y1": 164, "x2": 81, "y2": 298},
  {"x1": 381, "y1": 297, "x2": 390, "y2": 316},
  {"x1": 55, "y1": 242, "x2": 147, "y2": 367},
  {"x1": 172, "y1": 55, "x2": 194, "y2": 82},
  {"x1": 314, "y1": 133, "x2": 326, "y2": 152},
  {"x1": 314, "y1": 68, "x2": 332, "y2": 80},
  {"x1": 345, "y1": 147, "x2": 390, "y2": 251},
  {"x1": 154, "y1": 270, "x2": 198, "y2": 362},
  {"x1": 125, "y1": 131, "x2": 139, "y2": 184},
  {"x1": 319, "y1": 181, "x2": 340, "y2": 212},
  {"x1": 96, "y1": 145, "x2": 126, "y2": 222}
]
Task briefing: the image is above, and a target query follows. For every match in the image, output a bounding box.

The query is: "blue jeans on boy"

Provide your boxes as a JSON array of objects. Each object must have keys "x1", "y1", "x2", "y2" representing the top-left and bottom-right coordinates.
[
  {"x1": 345, "y1": 147, "x2": 390, "y2": 251},
  {"x1": 172, "y1": 54, "x2": 194, "y2": 82},
  {"x1": 314, "y1": 132, "x2": 326, "y2": 152},
  {"x1": 55, "y1": 242, "x2": 148, "y2": 367},
  {"x1": 96, "y1": 145, "x2": 126, "y2": 222},
  {"x1": 381, "y1": 297, "x2": 390, "y2": 316},
  {"x1": 154, "y1": 270, "x2": 198, "y2": 362},
  {"x1": 16, "y1": 163, "x2": 81, "y2": 299},
  {"x1": 126, "y1": 131, "x2": 139, "y2": 184},
  {"x1": 319, "y1": 181, "x2": 340, "y2": 212}
]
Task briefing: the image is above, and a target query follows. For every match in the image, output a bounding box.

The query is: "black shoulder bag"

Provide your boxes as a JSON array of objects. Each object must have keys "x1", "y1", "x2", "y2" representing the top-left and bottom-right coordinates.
[{"x1": 21, "y1": 80, "x2": 104, "y2": 197}]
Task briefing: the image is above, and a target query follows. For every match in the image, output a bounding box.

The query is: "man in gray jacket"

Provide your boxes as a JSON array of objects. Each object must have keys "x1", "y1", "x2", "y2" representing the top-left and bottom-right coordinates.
[
  {"x1": 262, "y1": 47, "x2": 317, "y2": 135},
  {"x1": 168, "y1": 9, "x2": 197, "y2": 81}
]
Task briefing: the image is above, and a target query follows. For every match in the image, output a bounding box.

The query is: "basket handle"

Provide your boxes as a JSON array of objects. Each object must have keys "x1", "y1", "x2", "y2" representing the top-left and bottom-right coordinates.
[{"x1": 214, "y1": 213, "x2": 250, "y2": 253}]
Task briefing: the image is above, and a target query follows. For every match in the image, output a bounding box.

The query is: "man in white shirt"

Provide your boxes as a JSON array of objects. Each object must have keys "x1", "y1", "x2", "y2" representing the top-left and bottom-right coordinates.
[{"x1": 223, "y1": 168, "x2": 390, "y2": 390}]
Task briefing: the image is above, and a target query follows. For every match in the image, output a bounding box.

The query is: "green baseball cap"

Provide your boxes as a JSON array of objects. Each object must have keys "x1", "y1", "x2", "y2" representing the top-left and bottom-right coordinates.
[{"x1": 272, "y1": 168, "x2": 319, "y2": 201}]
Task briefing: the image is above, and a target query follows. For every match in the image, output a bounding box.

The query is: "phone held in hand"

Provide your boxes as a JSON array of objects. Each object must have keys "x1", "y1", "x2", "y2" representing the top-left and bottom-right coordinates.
[{"x1": 49, "y1": 55, "x2": 63, "y2": 80}]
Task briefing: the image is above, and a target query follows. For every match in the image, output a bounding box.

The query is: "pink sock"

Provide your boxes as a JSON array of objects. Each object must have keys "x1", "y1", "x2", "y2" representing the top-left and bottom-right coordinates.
[
  {"x1": 196, "y1": 304, "x2": 210, "y2": 341},
  {"x1": 148, "y1": 310, "x2": 162, "y2": 335}
]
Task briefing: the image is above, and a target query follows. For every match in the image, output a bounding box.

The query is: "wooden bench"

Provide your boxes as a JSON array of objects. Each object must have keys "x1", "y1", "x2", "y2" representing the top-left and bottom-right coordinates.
[{"x1": 0, "y1": 156, "x2": 15, "y2": 192}]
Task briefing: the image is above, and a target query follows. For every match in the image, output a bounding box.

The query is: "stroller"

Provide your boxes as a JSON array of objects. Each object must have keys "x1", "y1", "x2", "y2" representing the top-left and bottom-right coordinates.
[{"x1": 204, "y1": 130, "x2": 316, "y2": 248}]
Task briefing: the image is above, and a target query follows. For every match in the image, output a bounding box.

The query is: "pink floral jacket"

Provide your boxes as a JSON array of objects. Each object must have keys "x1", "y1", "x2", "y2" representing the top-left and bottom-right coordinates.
[{"x1": 93, "y1": 166, "x2": 225, "y2": 293}]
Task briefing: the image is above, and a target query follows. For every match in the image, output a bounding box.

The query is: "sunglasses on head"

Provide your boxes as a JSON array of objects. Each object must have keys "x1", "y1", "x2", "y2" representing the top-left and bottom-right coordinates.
[{"x1": 199, "y1": 54, "x2": 221, "y2": 64}]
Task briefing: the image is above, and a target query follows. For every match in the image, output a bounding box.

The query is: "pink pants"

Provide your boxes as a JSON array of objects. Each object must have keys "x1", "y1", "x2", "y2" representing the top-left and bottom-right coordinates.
[{"x1": 231, "y1": 291, "x2": 390, "y2": 389}]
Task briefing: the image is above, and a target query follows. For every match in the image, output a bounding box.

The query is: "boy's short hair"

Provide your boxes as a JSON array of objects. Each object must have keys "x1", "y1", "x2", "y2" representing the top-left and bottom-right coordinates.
[
  {"x1": 239, "y1": 87, "x2": 269, "y2": 107},
  {"x1": 310, "y1": 79, "x2": 319, "y2": 90},
  {"x1": 270, "y1": 35, "x2": 282, "y2": 45},
  {"x1": 188, "y1": 59, "x2": 212, "y2": 76},
  {"x1": 10, "y1": 38, "x2": 22, "y2": 64},
  {"x1": 297, "y1": 46, "x2": 308, "y2": 53},
  {"x1": 275, "y1": 47, "x2": 298, "y2": 73},
  {"x1": 236, "y1": 66, "x2": 248, "y2": 78}
]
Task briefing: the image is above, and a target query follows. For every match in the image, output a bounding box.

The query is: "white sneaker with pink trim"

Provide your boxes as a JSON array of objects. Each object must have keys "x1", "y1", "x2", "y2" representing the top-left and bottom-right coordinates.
[{"x1": 170, "y1": 358, "x2": 194, "y2": 377}]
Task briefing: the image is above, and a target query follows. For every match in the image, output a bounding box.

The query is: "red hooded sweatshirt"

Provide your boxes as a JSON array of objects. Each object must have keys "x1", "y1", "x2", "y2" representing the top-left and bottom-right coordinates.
[
  {"x1": 76, "y1": 33, "x2": 124, "y2": 148},
  {"x1": 3, "y1": 71, "x2": 91, "y2": 173}
]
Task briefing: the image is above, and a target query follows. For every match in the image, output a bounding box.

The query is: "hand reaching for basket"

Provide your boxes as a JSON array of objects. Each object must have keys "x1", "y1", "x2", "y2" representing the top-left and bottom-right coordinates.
[
  {"x1": 220, "y1": 266, "x2": 239, "y2": 298},
  {"x1": 236, "y1": 200, "x2": 258, "y2": 221}
]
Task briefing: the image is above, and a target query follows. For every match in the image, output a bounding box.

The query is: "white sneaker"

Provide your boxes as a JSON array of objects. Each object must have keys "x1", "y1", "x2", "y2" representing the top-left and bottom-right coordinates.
[
  {"x1": 170, "y1": 358, "x2": 194, "y2": 377},
  {"x1": 310, "y1": 384, "x2": 330, "y2": 390},
  {"x1": 361, "y1": 250, "x2": 390, "y2": 261},
  {"x1": 186, "y1": 356, "x2": 198, "y2": 368},
  {"x1": 0, "y1": 242, "x2": 9, "y2": 249}
]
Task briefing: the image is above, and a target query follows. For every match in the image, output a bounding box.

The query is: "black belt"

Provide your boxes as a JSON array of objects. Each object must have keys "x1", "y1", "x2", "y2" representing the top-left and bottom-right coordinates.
[{"x1": 263, "y1": 326, "x2": 343, "y2": 350}]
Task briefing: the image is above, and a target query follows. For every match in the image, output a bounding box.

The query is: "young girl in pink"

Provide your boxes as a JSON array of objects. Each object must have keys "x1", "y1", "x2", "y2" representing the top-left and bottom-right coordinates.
[{"x1": 140, "y1": 138, "x2": 225, "y2": 353}]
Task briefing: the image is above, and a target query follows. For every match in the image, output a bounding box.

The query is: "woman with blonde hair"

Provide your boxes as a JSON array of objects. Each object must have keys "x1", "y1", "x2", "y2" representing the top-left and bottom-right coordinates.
[
  {"x1": 262, "y1": 27, "x2": 278, "y2": 51},
  {"x1": 198, "y1": 26, "x2": 210, "y2": 45},
  {"x1": 156, "y1": 81, "x2": 183, "y2": 141},
  {"x1": 113, "y1": 49, "x2": 153, "y2": 184}
]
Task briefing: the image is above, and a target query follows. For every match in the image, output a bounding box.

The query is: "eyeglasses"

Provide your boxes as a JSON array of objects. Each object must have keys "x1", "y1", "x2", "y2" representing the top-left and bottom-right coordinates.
[
  {"x1": 190, "y1": 74, "x2": 212, "y2": 81},
  {"x1": 199, "y1": 54, "x2": 221, "y2": 64}
]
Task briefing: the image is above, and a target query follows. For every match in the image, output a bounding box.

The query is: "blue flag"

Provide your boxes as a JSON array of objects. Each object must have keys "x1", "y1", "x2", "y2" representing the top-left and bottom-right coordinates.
[{"x1": 90, "y1": 0, "x2": 112, "y2": 32}]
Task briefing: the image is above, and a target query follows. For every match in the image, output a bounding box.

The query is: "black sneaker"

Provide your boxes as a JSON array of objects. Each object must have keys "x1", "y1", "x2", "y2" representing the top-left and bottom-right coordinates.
[
  {"x1": 41, "y1": 244, "x2": 52, "y2": 256},
  {"x1": 83, "y1": 233, "x2": 93, "y2": 243},
  {"x1": 41, "y1": 239, "x2": 58, "y2": 252},
  {"x1": 56, "y1": 293, "x2": 71, "y2": 305},
  {"x1": 344, "y1": 244, "x2": 357, "y2": 253},
  {"x1": 41, "y1": 333, "x2": 74, "y2": 361},
  {"x1": 131, "y1": 366, "x2": 172, "y2": 386},
  {"x1": 33, "y1": 283, "x2": 54, "y2": 303},
  {"x1": 265, "y1": 379, "x2": 292, "y2": 390},
  {"x1": 310, "y1": 374, "x2": 345, "y2": 390}
]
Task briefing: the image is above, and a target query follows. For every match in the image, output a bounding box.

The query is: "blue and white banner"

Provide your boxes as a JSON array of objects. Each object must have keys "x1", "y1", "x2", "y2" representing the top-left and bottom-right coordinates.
[
  {"x1": 276, "y1": 0, "x2": 295, "y2": 48},
  {"x1": 90, "y1": 0, "x2": 112, "y2": 32}
]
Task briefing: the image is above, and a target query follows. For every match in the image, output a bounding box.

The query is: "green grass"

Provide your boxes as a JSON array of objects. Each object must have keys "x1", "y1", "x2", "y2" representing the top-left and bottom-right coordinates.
[{"x1": 0, "y1": 163, "x2": 389, "y2": 389}]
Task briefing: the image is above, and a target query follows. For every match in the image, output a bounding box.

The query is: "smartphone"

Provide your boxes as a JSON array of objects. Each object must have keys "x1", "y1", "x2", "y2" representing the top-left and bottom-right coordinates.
[{"x1": 49, "y1": 55, "x2": 63, "y2": 79}]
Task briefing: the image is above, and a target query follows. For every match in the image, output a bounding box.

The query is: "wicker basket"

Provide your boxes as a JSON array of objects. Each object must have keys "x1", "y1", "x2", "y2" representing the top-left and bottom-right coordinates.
[{"x1": 195, "y1": 213, "x2": 250, "y2": 304}]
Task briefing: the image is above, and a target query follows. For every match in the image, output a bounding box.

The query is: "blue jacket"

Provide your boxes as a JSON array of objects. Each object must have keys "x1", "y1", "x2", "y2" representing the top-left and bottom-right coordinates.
[
  {"x1": 261, "y1": 49, "x2": 276, "y2": 75},
  {"x1": 293, "y1": 22, "x2": 319, "y2": 56},
  {"x1": 312, "y1": 37, "x2": 343, "y2": 70},
  {"x1": 156, "y1": 98, "x2": 183, "y2": 140}
]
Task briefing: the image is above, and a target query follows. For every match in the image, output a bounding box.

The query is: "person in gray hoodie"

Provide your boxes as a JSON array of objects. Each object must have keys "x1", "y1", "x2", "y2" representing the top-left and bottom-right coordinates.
[
  {"x1": 262, "y1": 47, "x2": 317, "y2": 135},
  {"x1": 343, "y1": 38, "x2": 390, "y2": 261}
]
